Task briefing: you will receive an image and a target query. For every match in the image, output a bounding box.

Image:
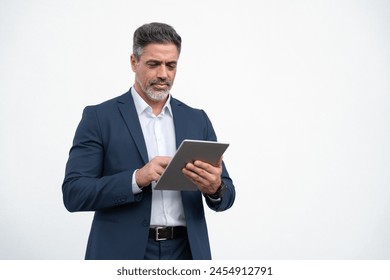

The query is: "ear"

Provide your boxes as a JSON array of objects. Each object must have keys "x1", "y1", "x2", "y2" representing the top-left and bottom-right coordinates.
[{"x1": 130, "y1": 54, "x2": 137, "y2": 72}]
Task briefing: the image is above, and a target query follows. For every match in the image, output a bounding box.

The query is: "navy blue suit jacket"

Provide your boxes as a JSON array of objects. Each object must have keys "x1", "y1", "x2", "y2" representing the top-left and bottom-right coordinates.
[{"x1": 62, "y1": 89, "x2": 235, "y2": 260}]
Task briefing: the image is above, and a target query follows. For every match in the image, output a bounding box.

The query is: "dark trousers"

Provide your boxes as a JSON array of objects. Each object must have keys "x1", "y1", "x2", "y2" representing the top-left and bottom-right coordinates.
[{"x1": 144, "y1": 236, "x2": 193, "y2": 260}]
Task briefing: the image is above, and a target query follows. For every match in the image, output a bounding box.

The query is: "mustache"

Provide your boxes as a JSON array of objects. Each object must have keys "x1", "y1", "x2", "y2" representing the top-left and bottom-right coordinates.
[{"x1": 150, "y1": 78, "x2": 172, "y2": 87}]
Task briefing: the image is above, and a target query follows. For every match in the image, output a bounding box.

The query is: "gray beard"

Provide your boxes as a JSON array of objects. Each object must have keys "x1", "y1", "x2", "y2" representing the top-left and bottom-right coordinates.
[
  {"x1": 137, "y1": 78, "x2": 171, "y2": 102},
  {"x1": 145, "y1": 88, "x2": 169, "y2": 101}
]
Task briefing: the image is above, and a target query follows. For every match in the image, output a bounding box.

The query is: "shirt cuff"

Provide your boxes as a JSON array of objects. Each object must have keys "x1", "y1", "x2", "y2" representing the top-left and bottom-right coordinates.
[
  {"x1": 206, "y1": 194, "x2": 222, "y2": 203},
  {"x1": 131, "y1": 170, "x2": 143, "y2": 194}
]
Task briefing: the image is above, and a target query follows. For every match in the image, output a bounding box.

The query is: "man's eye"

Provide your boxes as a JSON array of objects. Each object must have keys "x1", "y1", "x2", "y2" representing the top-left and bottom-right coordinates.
[
  {"x1": 147, "y1": 63, "x2": 159, "y2": 67},
  {"x1": 167, "y1": 63, "x2": 177, "y2": 69}
]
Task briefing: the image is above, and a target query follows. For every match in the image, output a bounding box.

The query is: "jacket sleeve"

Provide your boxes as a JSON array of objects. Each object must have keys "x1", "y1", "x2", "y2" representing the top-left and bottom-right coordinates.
[
  {"x1": 62, "y1": 106, "x2": 143, "y2": 212},
  {"x1": 201, "y1": 110, "x2": 236, "y2": 212},
  {"x1": 204, "y1": 162, "x2": 236, "y2": 212}
]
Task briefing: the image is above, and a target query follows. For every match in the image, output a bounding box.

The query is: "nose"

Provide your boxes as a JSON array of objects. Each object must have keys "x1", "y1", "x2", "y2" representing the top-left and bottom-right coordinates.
[{"x1": 157, "y1": 65, "x2": 168, "y2": 80}]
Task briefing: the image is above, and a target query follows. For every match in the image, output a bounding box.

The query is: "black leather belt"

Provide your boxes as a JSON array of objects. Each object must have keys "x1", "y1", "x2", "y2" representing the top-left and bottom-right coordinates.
[{"x1": 149, "y1": 226, "x2": 187, "y2": 241}]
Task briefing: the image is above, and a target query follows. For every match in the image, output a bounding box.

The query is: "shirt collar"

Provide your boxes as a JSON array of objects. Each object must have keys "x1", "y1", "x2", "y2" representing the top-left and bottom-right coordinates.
[{"x1": 131, "y1": 87, "x2": 172, "y2": 117}]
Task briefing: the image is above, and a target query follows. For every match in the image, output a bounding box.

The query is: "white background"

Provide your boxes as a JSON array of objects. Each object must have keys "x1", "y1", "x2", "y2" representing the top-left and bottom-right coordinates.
[{"x1": 1, "y1": 0, "x2": 389, "y2": 260}]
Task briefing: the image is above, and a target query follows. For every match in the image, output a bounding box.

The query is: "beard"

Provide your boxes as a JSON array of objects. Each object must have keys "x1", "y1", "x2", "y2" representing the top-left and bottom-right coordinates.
[{"x1": 137, "y1": 78, "x2": 172, "y2": 102}]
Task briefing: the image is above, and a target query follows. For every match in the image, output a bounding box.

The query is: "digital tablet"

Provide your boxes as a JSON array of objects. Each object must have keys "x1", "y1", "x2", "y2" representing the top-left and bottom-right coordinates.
[{"x1": 154, "y1": 139, "x2": 229, "y2": 191}]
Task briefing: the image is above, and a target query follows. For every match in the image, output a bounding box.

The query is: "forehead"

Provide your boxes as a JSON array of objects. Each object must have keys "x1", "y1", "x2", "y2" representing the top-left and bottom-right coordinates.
[{"x1": 140, "y1": 43, "x2": 179, "y2": 61}]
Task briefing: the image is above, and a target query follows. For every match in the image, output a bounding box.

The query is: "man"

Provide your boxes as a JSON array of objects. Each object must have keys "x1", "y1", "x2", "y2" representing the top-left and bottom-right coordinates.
[{"x1": 62, "y1": 22, "x2": 235, "y2": 260}]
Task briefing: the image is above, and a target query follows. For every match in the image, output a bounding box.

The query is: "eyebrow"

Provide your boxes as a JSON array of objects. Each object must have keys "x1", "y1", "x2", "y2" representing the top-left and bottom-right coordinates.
[{"x1": 146, "y1": 59, "x2": 177, "y2": 65}]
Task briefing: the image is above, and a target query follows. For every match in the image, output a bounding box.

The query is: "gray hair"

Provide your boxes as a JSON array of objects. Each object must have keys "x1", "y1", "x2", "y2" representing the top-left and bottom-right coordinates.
[{"x1": 132, "y1": 22, "x2": 182, "y2": 60}]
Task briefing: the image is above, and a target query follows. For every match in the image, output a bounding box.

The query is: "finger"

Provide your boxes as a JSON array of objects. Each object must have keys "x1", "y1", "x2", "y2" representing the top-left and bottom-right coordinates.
[
  {"x1": 217, "y1": 156, "x2": 223, "y2": 167},
  {"x1": 182, "y1": 166, "x2": 200, "y2": 180},
  {"x1": 155, "y1": 164, "x2": 167, "y2": 176},
  {"x1": 194, "y1": 160, "x2": 222, "y2": 172},
  {"x1": 158, "y1": 156, "x2": 172, "y2": 166},
  {"x1": 184, "y1": 163, "x2": 216, "y2": 185},
  {"x1": 185, "y1": 163, "x2": 207, "y2": 179},
  {"x1": 193, "y1": 161, "x2": 222, "y2": 178},
  {"x1": 151, "y1": 156, "x2": 171, "y2": 168},
  {"x1": 182, "y1": 168, "x2": 208, "y2": 186}
]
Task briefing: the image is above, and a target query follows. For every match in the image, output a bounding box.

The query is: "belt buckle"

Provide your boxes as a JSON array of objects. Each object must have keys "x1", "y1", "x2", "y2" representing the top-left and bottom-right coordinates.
[{"x1": 155, "y1": 227, "x2": 168, "y2": 241}]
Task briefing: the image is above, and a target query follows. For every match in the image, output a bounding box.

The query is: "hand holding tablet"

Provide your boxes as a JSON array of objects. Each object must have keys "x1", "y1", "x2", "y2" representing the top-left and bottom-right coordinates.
[{"x1": 155, "y1": 139, "x2": 229, "y2": 191}]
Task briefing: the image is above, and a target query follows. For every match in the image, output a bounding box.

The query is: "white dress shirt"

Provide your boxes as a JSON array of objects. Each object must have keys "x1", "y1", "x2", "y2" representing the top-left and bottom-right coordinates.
[{"x1": 130, "y1": 88, "x2": 186, "y2": 227}]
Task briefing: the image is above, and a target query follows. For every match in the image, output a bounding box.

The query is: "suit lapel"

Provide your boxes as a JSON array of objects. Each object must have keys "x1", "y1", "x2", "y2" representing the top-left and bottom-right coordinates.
[
  {"x1": 116, "y1": 90, "x2": 149, "y2": 164},
  {"x1": 116, "y1": 93, "x2": 190, "y2": 164},
  {"x1": 170, "y1": 98, "x2": 188, "y2": 149},
  {"x1": 171, "y1": 98, "x2": 198, "y2": 211}
]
